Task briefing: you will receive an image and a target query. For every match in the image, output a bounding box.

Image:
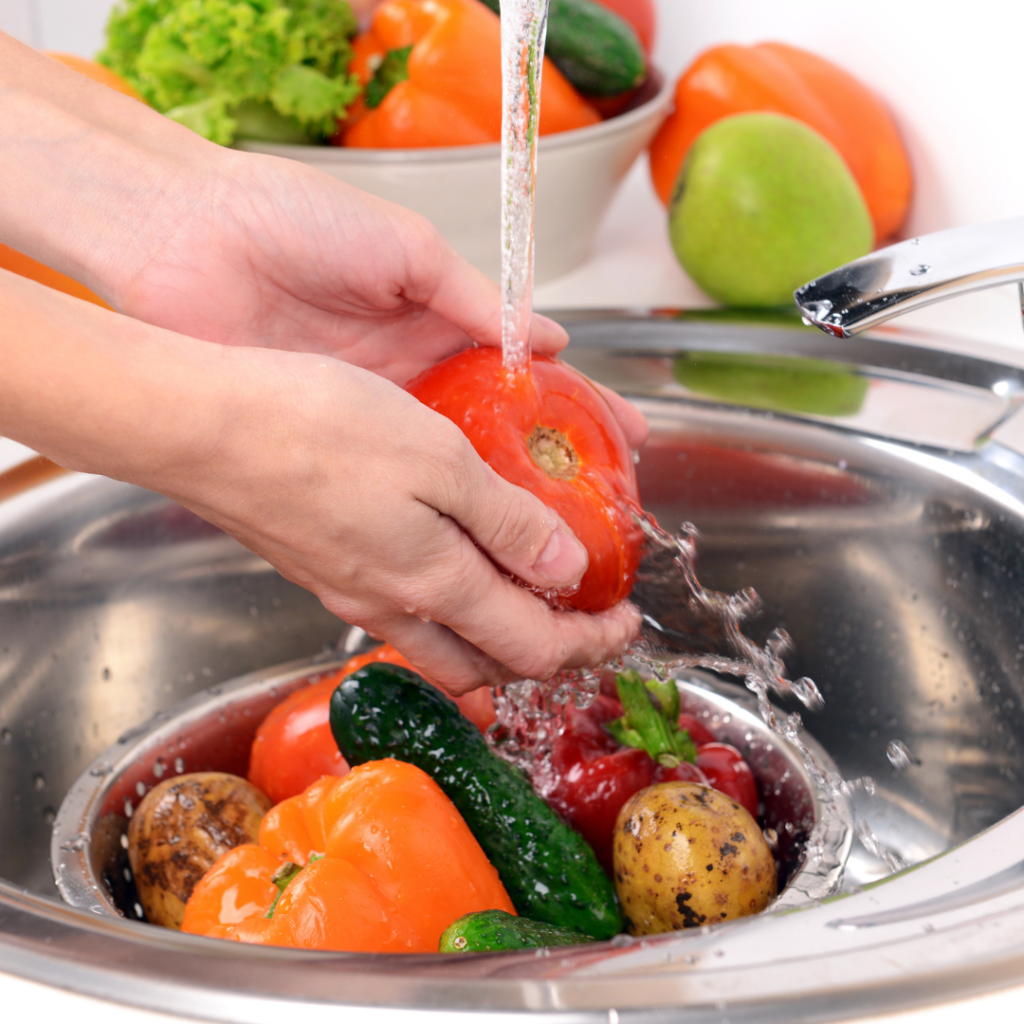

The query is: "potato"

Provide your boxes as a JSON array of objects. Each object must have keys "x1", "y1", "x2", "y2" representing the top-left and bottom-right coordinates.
[
  {"x1": 612, "y1": 781, "x2": 777, "y2": 935},
  {"x1": 127, "y1": 772, "x2": 272, "y2": 929}
]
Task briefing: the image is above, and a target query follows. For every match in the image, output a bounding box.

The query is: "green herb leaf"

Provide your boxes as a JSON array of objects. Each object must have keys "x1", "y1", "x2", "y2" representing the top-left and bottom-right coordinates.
[
  {"x1": 365, "y1": 45, "x2": 412, "y2": 109},
  {"x1": 265, "y1": 853, "x2": 324, "y2": 919}
]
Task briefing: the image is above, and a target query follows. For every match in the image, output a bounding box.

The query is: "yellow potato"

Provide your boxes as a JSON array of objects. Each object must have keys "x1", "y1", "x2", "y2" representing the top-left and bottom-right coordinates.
[
  {"x1": 127, "y1": 772, "x2": 272, "y2": 929},
  {"x1": 613, "y1": 781, "x2": 777, "y2": 935}
]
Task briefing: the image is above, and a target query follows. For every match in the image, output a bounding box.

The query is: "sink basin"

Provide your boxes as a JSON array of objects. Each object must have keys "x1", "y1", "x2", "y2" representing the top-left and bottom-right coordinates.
[{"x1": 5, "y1": 310, "x2": 1024, "y2": 1021}]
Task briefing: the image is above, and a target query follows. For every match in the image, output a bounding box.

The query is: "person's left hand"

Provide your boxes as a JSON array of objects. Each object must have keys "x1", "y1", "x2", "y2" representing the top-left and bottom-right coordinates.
[{"x1": 111, "y1": 148, "x2": 649, "y2": 446}]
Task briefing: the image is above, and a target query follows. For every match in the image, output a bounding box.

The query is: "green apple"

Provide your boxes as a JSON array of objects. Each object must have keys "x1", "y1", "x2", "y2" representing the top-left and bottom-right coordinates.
[{"x1": 669, "y1": 112, "x2": 874, "y2": 307}]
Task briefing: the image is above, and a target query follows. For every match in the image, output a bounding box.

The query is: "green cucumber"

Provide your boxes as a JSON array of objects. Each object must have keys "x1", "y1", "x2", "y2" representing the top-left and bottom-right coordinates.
[
  {"x1": 440, "y1": 909, "x2": 590, "y2": 952},
  {"x1": 478, "y1": 0, "x2": 646, "y2": 98},
  {"x1": 329, "y1": 664, "x2": 622, "y2": 939}
]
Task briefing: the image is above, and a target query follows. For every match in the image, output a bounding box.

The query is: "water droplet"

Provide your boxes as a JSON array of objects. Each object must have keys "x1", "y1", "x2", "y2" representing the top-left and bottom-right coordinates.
[
  {"x1": 60, "y1": 832, "x2": 90, "y2": 852},
  {"x1": 174, "y1": 757, "x2": 185, "y2": 774},
  {"x1": 0, "y1": 727, "x2": 11, "y2": 745},
  {"x1": 120, "y1": 833, "x2": 129, "y2": 850},
  {"x1": 124, "y1": 798, "x2": 134, "y2": 819},
  {"x1": 134, "y1": 903, "x2": 145, "y2": 919},
  {"x1": 89, "y1": 762, "x2": 113, "y2": 777},
  {"x1": 135, "y1": 781, "x2": 147, "y2": 798},
  {"x1": 909, "y1": 264, "x2": 930, "y2": 276},
  {"x1": 32, "y1": 772, "x2": 46, "y2": 791},
  {"x1": 886, "y1": 739, "x2": 920, "y2": 770},
  {"x1": 153, "y1": 758, "x2": 166, "y2": 778},
  {"x1": 42, "y1": 806, "x2": 56, "y2": 824}
]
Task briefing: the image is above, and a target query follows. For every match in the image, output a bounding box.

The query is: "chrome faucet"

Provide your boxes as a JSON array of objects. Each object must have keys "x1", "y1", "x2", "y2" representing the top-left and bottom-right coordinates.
[{"x1": 794, "y1": 216, "x2": 1024, "y2": 337}]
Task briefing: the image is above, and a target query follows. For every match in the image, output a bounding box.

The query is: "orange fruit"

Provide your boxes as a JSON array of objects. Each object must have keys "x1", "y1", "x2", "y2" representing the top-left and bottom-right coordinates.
[{"x1": 43, "y1": 52, "x2": 145, "y2": 102}]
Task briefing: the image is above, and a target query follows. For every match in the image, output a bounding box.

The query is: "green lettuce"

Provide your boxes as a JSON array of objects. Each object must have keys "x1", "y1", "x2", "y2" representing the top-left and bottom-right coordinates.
[{"x1": 98, "y1": 0, "x2": 360, "y2": 145}]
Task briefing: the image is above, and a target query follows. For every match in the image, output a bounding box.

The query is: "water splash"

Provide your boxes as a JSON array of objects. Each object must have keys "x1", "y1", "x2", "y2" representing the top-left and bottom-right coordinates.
[{"x1": 490, "y1": 511, "x2": 904, "y2": 894}]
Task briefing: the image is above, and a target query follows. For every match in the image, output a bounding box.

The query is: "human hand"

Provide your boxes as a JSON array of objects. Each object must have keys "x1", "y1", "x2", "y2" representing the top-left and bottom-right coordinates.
[
  {"x1": 0, "y1": 272, "x2": 639, "y2": 692},
  {"x1": 0, "y1": 36, "x2": 648, "y2": 445},
  {"x1": 171, "y1": 348, "x2": 641, "y2": 692}
]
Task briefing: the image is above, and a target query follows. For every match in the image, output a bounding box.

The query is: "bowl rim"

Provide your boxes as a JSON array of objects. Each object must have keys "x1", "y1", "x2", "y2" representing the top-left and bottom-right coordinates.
[{"x1": 235, "y1": 67, "x2": 672, "y2": 165}]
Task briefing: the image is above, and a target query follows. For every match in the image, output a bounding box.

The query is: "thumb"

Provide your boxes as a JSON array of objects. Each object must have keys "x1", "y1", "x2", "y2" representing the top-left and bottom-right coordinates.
[{"x1": 423, "y1": 431, "x2": 589, "y2": 592}]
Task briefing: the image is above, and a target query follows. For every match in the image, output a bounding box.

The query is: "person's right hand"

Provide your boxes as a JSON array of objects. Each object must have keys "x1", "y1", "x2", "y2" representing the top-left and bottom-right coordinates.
[
  {"x1": 167, "y1": 346, "x2": 641, "y2": 693},
  {"x1": 0, "y1": 271, "x2": 639, "y2": 693}
]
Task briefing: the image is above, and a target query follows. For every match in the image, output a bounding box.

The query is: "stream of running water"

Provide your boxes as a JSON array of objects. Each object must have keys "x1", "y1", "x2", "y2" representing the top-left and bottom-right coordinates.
[{"x1": 491, "y1": 0, "x2": 903, "y2": 887}]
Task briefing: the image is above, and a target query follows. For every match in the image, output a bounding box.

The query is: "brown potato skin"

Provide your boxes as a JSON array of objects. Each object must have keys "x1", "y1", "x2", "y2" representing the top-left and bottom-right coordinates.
[
  {"x1": 127, "y1": 772, "x2": 272, "y2": 929},
  {"x1": 613, "y1": 781, "x2": 777, "y2": 935}
]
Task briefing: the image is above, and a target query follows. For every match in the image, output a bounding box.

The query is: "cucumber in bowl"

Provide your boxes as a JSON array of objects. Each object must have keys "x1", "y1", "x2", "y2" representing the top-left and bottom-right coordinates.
[
  {"x1": 329, "y1": 662, "x2": 622, "y2": 940},
  {"x1": 478, "y1": 0, "x2": 647, "y2": 98}
]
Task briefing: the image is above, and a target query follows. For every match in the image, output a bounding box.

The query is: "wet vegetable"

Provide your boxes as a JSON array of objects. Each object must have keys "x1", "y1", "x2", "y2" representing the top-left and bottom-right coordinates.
[
  {"x1": 182, "y1": 759, "x2": 514, "y2": 951},
  {"x1": 329, "y1": 662, "x2": 623, "y2": 938},
  {"x1": 407, "y1": 347, "x2": 643, "y2": 612},
  {"x1": 127, "y1": 772, "x2": 272, "y2": 929},
  {"x1": 440, "y1": 909, "x2": 588, "y2": 952},
  {"x1": 613, "y1": 781, "x2": 777, "y2": 935},
  {"x1": 248, "y1": 644, "x2": 495, "y2": 804}
]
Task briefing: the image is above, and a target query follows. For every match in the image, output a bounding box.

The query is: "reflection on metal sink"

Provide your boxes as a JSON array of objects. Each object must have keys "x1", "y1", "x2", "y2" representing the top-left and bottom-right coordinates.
[{"x1": 5, "y1": 310, "x2": 1024, "y2": 1021}]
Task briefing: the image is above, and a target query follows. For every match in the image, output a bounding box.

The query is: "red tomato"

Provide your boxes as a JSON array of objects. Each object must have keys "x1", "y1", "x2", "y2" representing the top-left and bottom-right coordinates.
[
  {"x1": 407, "y1": 348, "x2": 644, "y2": 612},
  {"x1": 591, "y1": 0, "x2": 656, "y2": 55},
  {"x1": 696, "y1": 743, "x2": 759, "y2": 818},
  {"x1": 248, "y1": 644, "x2": 496, "y2": 804}
]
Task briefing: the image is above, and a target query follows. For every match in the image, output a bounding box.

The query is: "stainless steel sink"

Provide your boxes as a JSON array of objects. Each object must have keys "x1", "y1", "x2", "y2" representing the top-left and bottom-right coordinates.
[{"x1": 5, "y1": 310, "x2": 1024, "y2": 1022}]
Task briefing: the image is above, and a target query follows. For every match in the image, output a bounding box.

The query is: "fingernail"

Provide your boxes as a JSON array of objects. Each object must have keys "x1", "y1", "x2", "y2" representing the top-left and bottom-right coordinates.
[{"x1": 534, "y1": 529, "x2": 588, "y2": 584}]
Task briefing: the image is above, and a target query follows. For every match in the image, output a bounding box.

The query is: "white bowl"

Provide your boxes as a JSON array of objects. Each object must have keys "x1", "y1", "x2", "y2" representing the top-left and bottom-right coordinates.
[{"x1": 236, "y1": 71, "x2": 671, "y2": 284}]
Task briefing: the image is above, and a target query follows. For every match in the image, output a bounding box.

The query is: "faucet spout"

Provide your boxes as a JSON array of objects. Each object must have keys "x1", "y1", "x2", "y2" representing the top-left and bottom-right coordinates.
[{"x1": 794, "y1": 216, "x2": 1024, "y2": 338}]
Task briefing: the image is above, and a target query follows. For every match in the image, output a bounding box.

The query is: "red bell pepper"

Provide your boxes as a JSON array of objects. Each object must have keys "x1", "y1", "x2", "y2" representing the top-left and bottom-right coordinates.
[{"x1": 546, "y1": 671, "x2": 759, "y2": 873}]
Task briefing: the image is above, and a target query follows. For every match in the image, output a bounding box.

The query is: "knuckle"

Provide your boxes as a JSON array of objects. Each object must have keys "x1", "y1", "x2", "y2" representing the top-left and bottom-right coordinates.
[{"x1": 487, "y1": 497, "x2": 543, "y2": 559}]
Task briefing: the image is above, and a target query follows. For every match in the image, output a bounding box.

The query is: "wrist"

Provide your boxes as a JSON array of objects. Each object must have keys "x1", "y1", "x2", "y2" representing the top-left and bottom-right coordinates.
[{"x1": 0, "y1": 32, "x2": 235, "y2": 308}]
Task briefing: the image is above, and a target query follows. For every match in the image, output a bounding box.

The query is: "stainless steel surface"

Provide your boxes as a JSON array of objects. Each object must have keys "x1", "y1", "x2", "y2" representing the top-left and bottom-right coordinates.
[
  {"x1": 794, "y1": 216, "x2": 1024, "y2": 337},
  {"x1": 51, "y1": 659, "x2": 848, "y2": 920},
  {"x1": 6, "y1": 310, "x2": 1024, "y2": 1021}
]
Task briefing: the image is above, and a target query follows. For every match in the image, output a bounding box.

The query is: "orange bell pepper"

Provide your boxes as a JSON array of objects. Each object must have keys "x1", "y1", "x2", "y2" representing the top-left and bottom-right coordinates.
[
  {"x1": 247, "y1": 643, "x2": 495, "y2": 804},
  {"x1": 338, "y1": 0, "x2": 599, "y2": 148},
  {"x1": 182, "y1": 758, "x2": 515, "y2": 952},
  {"x1": 648, "y1": 43, "x2": 913, "y2": 243}
]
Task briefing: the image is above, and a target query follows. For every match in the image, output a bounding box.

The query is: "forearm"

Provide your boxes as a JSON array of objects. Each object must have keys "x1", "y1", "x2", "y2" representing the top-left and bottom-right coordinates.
[
  {"x1": 0, "y1": 32, "x2": 237, "y2": 307},
  {"x1": 0, "y1": 267, "x2": 232, "y2": 483}
]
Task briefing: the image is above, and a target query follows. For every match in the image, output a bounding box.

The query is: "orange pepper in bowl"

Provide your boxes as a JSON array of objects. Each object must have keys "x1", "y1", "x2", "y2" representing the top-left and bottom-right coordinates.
[
  {"x1": 648, "y1": 42, "x2": 913, "y2": 243},
  {"x1": 183, "y1": 758, "x2": 515, "y2": 952},
  {"x1": 338, "y1": 0, "x2": 599, "y2": 147}
]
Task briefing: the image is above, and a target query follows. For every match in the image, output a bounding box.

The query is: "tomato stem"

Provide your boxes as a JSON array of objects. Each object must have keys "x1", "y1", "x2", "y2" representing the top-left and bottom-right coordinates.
[{"x1": 527, "y1": 426, "x2": 579, "y2": 481}]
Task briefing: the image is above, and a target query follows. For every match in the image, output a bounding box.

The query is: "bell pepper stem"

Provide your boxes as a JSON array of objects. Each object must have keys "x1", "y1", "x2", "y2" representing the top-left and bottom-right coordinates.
[{"x1": 608, "y1": 670, "x2": 697, "y2": 767}]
